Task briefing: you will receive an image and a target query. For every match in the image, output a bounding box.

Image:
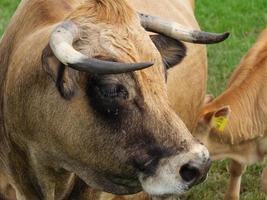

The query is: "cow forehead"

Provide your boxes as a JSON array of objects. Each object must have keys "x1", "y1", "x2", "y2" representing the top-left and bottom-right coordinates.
[
  {"x1": 71, "y1": 12, "x2": 167, "y2": 94},
  {"x1": 77, "y1": 22, "x2": 161, "y2": 61},
  {"x1": 68, "y1": 1, "x2": 164, "y2": 65}
]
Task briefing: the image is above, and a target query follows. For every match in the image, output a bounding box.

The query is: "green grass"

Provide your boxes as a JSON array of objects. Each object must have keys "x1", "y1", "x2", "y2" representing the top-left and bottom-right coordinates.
[
  {"x1": 0, "y1": 1, "x2": 266, "y2": 200},
  {"x1": 196, "y1": 0, "x2": 267, "y2": 96},
  {"x1": 0, "y1": 0, "x2": 19, "y2": 36}
]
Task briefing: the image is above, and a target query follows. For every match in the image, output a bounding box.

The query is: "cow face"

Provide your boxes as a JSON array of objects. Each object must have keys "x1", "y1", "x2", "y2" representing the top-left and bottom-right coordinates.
[
  {"x1": 195, "y1": 106, "x2": 231, "y2": 156},
  {"x1": 40, "y1": 0, "x2": 211, "y2": 197}
]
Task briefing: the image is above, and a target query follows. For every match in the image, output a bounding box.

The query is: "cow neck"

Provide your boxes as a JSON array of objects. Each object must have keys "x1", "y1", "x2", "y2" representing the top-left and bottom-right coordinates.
[
  {"x1": 205, "y1": 79, "x2": 264, "y2": 145},
  {"x1": 227, "y1": 29, "x2": 267, "y2": 88}
]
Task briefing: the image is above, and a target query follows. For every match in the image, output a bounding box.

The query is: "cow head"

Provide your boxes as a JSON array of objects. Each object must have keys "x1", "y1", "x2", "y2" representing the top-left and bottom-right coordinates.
[
  {"x1": 195, "y1": 104, "x2": 232, "y2": 158},
  {"x1": 40, "y1": 0, "x2": 228, "y2": 197}
]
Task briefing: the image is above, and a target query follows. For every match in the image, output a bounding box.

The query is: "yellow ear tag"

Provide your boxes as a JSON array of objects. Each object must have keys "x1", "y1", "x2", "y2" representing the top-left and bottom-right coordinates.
[{"x1": 212, "y1": 116, "x2": 228, "y2": 132}]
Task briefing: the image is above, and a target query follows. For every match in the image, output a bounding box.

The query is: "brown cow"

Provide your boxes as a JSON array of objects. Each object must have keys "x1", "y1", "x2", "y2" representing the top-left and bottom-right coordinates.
[
  {"x1": 194, "y1": 29, "x2": 267, "y2": 200},
  {"x1": 0, "y1": 0, "x2": 229, "y2": 199},
  {"x1": 78, "y1": 0, "x2": 216, "y2": 199}
]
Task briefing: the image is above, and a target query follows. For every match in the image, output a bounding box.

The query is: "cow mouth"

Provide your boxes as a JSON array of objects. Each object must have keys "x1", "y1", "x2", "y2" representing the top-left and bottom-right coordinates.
[
  {"x1": 65, "y1": 158, "x2": 142, "y2": 195},
  {"x1": 77, "y1": 170, "x2": 142, "y2": 195},
  {"x1": 108, "y1": 175, "x2": 142, "y2": 192}
]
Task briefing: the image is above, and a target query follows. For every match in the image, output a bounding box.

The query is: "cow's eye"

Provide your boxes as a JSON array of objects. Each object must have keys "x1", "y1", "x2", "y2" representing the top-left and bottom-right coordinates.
[
  {"x1": 99, "y1": 84, "x2": 128, "y2": 99},
  {"x1": 87, "y1": 77, "x2": 129, "y2": 117}
]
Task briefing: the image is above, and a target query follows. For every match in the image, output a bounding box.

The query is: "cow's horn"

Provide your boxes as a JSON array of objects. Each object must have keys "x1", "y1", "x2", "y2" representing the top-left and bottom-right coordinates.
[
  {"x1": 49, "y1": 21, "x2": 153, "y2": 74},
  {"x1": 139, "y1": 13, "x2": 230, "y2": 44}
]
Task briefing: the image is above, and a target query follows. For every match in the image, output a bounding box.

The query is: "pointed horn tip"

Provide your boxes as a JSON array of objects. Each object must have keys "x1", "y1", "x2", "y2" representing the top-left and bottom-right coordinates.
[
  {"x1": 142, "y1": 62, "x2": 154, "y2": 68},
  {"x1": 132, "y1": 62, "x2": 154, "y2": 70},
  {"x1": 121, "y1": 61, "x2": 154, "y2": 73},
  {"x1": 192, "y1": 31, "x2": 231, "y2": 44},
  {"x1": 206, "y1": 31, "x2": 231, "y2": 44},
  {"x1": 219, "y1": 32, "x2": 231, "y2": 42},
  {"x1": 210, "y1": 31, "x2": 230, "y2": 44}
]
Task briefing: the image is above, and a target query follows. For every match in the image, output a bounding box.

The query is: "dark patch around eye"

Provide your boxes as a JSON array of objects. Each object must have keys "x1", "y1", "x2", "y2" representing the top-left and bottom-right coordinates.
[
  {"x1": 87, "y1": 76, "x2": 129, "y2": 119},
  {"x1": 100, "y1": 84, "x2": 128, "y2": 99}
]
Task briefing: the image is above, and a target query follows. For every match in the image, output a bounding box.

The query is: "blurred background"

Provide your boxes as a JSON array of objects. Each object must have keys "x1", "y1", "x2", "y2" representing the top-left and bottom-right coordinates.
[{"x1": 1, "y1": 0, "x2": 267, "y2": 199}]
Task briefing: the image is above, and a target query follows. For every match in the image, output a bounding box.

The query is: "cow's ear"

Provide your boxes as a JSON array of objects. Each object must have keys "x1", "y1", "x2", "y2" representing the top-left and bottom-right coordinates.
[
  {"x1": 150, "y1": 35, "x2": 187, "y2": 69},
  {"x1": 198, "y1": 106, "x2": 231, "y2": 133},
  {"x1": 42, "y1": 45, "x2": 78, "y2": 100}
]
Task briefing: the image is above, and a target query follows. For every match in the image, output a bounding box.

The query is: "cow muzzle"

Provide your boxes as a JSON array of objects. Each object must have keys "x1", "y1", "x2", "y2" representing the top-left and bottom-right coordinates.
[{"x1": 138, "y1": 143, "x2": 210, "y2": 197}]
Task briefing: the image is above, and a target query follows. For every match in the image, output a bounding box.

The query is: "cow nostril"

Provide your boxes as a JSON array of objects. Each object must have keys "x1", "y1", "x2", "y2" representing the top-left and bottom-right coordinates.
[{"x1": 179, "y1": 164, "x2": 200, "y2": 183}]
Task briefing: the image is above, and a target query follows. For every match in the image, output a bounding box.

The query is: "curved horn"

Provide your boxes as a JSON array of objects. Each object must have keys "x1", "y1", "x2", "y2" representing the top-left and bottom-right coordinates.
[
  {"x1": 49, "y1": 21, "x2": 153, "y2": 74},
  {"x1": 139, "y1": 13, "x2": 230, "y2": 44}
]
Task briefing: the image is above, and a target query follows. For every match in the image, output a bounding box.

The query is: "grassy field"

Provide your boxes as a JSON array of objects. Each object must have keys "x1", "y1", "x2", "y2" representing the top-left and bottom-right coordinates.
[
  {"x1": 0, "y1": 0, "x2": 266, "y2": 200},
  {"x1": 0, "y1": 0, "x2": 19, "y2": 35}
]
